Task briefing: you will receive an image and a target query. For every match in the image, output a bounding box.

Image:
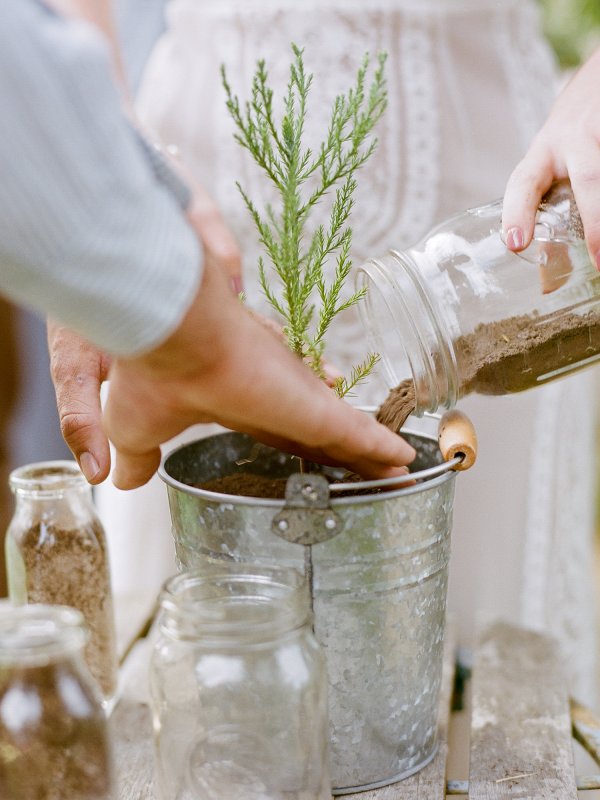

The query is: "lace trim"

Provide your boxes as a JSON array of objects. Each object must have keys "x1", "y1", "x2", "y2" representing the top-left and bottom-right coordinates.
[
  {"x1": 394, "y1": 12, "x2": 439, "y2": 247},
  {"x1": 520, "y1": 374, "x2": 599, "y2": 701},
  {"x1": 172, "y1": 0, "x2": 529, "y2": 14},
  {"x1": 493, "y1": 2, "x2": 557, "y2": 150},
  {"x1": 520, "y1": 383, "x2": 563, "y2": 630}
]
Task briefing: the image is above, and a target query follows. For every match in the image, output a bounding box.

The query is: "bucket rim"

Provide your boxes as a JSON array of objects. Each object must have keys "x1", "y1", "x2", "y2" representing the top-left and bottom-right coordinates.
[{"x1": 158, "y1": 410, "x2": 458, "y2": 506}]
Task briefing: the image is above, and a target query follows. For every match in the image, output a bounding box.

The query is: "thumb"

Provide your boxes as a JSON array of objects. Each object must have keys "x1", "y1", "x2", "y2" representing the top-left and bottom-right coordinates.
[{"x1": 111, "y1": 446, "x2": 162, "y2": 490}]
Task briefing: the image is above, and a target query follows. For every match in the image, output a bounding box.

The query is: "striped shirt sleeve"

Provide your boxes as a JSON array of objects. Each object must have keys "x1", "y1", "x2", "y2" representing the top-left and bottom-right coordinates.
[{"x1": 0, "y1": 1, "x2": 202, "y2": 356}]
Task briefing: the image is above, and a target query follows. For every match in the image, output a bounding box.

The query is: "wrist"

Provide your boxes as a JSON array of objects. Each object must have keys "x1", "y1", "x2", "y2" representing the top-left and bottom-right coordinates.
[{"x1": 123, "y1": 260, "x2": 237, "y2": 378}]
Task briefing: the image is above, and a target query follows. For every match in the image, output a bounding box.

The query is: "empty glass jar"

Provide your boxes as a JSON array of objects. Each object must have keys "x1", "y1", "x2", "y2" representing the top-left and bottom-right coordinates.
[
  {"x1": 0, "y1": 604, "x2": 113, "y2": 800},
  {"x1": 5, "y1": 461, "x2": 118, "y2": 708},
  {"x1": 358, "y1": 181, "x2": 600, "y2": 419},
  {"x1": 150, "y1": 564, "x2": 331, "y2": 800}
]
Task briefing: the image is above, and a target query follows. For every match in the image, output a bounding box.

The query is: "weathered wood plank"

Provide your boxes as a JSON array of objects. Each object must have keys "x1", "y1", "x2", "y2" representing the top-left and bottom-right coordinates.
[
  {"x1": 111, "y1": 700, "x2": 155, "y2": 800},
  {"x1": 343, "y1": 622, "x2": 456, "y2": 799},
  {"x1": 468, "y1": 621, "x2": 577, "y2": 799}
]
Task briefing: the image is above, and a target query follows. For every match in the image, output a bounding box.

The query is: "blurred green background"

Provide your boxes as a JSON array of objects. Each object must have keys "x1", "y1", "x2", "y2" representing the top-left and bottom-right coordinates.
[{"x1": 540, "y1": 0, "x2": 600, "y2": 67}]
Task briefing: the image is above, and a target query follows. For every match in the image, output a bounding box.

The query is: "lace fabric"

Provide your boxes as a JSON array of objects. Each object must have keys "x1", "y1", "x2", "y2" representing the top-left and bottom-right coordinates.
[{"x1": 99, "y1": 0, "x2": 600, "y2": 702}]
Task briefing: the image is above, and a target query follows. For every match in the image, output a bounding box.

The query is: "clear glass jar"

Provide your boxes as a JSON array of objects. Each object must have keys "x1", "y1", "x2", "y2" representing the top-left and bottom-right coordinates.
[
  {"x1": 5, "y1": 461, "x2": 118, "y2": 708},
  {"x1": 150, "y1": 565, "x2": 331, "y2": 800},
  {"x1": 357, "y1": 180, "x2": 600, "y2": 418},
  {"x1": 0, "y1": 604, "x2": 113, "y2": 800}
]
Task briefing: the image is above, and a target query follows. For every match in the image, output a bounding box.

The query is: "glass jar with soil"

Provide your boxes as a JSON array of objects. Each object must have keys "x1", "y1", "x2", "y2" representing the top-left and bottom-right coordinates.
[
  {"x1": 5, "y1": 461, "x2": 117, "y2": 709},
  {"x1": 357, "y1": 180, "x2": 600, "y2": 428},
  {"x1": 150, "y1": 565, "x2": 331, "y2": 800},
  {"x1": 0, "y1": 604, "x2": 113, "y2": 800}
]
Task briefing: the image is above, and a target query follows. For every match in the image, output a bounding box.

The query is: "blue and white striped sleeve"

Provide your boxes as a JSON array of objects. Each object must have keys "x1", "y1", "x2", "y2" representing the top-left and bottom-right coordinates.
[{"x1": 0, "y1": 1, "x2": 202, "y2": 357}]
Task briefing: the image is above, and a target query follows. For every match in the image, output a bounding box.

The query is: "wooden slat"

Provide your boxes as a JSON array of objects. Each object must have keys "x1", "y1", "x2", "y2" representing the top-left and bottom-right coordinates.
[
  {"x1": 468, "y1": 621, "x2": 577, "y2": 799},
  {"x1": 343, "y1": 621, "x2": 456, "y2": 799},
  {"x1": 112, "y1": 629, "x2": 156, "y2": 799},
  {"x1": 111, "y1": 700, "x2": 155, "y2": 800}
]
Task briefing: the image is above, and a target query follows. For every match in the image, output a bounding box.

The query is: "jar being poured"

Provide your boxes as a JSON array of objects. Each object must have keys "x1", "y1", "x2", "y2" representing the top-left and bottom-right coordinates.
[{"x1": 357, "y1": 181, "x2": 600, "y2": 430}]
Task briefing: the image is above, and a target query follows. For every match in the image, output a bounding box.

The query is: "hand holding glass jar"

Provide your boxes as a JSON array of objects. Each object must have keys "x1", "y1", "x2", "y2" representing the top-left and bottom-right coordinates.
[{"x1": 359, "y1": 181, "x2": 600, "y2": 426}]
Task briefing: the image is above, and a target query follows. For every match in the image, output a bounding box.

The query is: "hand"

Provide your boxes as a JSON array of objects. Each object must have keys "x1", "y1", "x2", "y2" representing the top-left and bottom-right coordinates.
[
  {"x1": 47, "y1": 320, "x2": 112, "y2": 483},
  {"x1": 104, "y1": 257, "x2": 415, "y2": 489},
  {"x1": 502, "y1": 47, "x2": 600, "y2": 269},
  {"x1": 48, "y1": 180, "x2": 243, "y2": 482}
]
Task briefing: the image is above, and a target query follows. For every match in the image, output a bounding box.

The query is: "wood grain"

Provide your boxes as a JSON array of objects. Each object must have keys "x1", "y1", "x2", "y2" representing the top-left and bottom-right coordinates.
[
  {"x1": 111, "y1": 700, "x2": 155, "y2": 800},
  {"x1": 468, "y1": 621, "x2": 577, "y2": 799}
]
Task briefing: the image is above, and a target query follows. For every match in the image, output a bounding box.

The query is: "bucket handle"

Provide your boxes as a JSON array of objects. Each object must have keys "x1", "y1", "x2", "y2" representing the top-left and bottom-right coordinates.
[
  {"x1": 328, "y1": 409, "x2": 478, "y2": 492},
  {"x1": 270, "y1": 410, "x2": 477, "y2": 545},
  {"x1": 437, "y1": 409, "x2": 477, "y2": 471}
]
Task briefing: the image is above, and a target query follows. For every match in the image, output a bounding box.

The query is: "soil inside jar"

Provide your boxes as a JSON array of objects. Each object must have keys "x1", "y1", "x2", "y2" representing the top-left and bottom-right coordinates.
[
  {"x1": 377, "y1": 309, "x2": 600, "y2": 430},
  {"x1": 0, "y1": 662, "x2": 111, "y2": 800},
  {"x1": 20, "y1": 522, "x2": 117, "y2": 699}
]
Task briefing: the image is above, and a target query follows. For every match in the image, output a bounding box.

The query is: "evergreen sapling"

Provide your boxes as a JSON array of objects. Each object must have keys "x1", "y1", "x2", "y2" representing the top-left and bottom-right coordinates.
[{"x1": 222, "y1": 45, "x2": 387, "y2": 398}]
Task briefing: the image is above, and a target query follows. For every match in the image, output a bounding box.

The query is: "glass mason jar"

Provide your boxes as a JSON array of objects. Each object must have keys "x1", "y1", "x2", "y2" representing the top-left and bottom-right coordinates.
[
  {"x1": 0, "y1": 604, "x2": 113, "y2": 800},
  {"x1": 5, "y1": 461, "x2": 118, "y2": 708},
  {"x1": 357, "y1": 181, "x2": 600, "y2": 418},
  {"x1": 150, "y1": 565, "x2": 331, "y2": 800}
]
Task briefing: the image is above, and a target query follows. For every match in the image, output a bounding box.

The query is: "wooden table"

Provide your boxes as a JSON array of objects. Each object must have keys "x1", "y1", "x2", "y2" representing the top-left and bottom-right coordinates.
[{"x1": 111, "y1": 620, "x2": 600, "y2": 799}]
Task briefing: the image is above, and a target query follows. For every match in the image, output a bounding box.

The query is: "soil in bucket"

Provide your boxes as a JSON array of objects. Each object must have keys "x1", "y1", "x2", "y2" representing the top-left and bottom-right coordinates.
[
  {"x1": 377, "y1": 309, "x2": 600, "y2": 431},
  {"x1": 197, "y1": 469, "x2": 391, "y2": 499}
]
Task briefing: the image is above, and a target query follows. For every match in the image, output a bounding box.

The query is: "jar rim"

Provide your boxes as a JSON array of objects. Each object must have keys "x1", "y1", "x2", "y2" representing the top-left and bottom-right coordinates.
[
  {"x1": 159, "y1": 565, "x2": 310, "y2": 642},
  {"x1": 9, "y1": 460, "x2": 88, "y2": 498},
  {"x1": 0, "y1": 604, "x2": 87, "y2": 665}
]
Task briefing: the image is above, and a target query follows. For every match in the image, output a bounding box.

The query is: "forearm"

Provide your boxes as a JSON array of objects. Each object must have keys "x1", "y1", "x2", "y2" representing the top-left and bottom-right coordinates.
[
  {"x1": 0, "y1": 2, "x2": 200, "y2": 357},
  {"x1": 43, "y1": 0, "x2": 128, "y2": 89}
]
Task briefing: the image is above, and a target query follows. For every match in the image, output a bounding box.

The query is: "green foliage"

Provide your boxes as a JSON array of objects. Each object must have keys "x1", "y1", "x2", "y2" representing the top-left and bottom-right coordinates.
[
  {"x1": 539, "y1": 0, "x2": 600, "y2": 67},
  {"x1": 222, "y1": 44, "x2": 386, "y2": 397}
]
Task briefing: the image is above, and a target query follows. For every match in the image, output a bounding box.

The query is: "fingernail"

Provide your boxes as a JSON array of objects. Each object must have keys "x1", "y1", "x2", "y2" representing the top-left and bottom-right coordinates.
[
  {"x1": 231, "y1": 276, "x2": 244, "y2": 296},
  {"x1": 506, "y1": 227, "x2": 523, "y2": 250},
  {"x1": 80, "y1": 452, "x2": 100, "y2": 482}
]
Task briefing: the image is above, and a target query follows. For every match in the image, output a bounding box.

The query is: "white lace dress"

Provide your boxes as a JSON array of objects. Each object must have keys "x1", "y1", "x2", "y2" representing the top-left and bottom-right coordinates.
[{"x1": 99, "y1": 0, "x2": 599, "y2": 702}]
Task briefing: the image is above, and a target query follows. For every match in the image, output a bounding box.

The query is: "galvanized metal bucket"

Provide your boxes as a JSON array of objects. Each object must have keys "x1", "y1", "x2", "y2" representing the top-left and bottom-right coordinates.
[{"x1": 159, "y1": 415, "x2": 458, "y2": 794}]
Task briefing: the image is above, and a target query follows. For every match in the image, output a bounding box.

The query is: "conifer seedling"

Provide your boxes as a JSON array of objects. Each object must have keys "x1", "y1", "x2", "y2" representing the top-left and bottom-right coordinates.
[{"x1": 222, "y1": 45, "x2": 387, "y2": 398}]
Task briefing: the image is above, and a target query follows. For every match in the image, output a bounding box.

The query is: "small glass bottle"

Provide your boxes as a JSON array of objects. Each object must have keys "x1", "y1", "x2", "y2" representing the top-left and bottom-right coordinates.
[
  {"x1": 5, "y1": 461, "x2": 118, "y2": 709},
  {"x1": 357, "y1": 181, "x2": 600, "y2": 419},
  {"x1": 150, "y1": 564, "x2": 331, "y2": 800},
  {"x1": 0, "y1": 604, "x2": 113, "y2": 800}
]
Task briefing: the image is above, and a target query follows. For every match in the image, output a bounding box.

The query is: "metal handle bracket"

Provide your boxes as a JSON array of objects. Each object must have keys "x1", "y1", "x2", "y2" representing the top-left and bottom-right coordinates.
[{"x1": 271, "y1": 473, "x2": 341, "y2": 546}]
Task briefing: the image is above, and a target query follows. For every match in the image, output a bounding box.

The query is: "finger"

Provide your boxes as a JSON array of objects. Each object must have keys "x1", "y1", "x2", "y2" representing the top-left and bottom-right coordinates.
[
  {"x1": 47, "y1": 321, "x2": 112, "y2": 484},
  {"x1": 502, "y1": 144, "x2": 556, "y2": 251},
  {"x1": 237, "y1": 405, "x2": 417, "y2": 478},
  {"x1": 111, "y1": 446, "x2": 162, "y2": 490},
  {"x1": 538, "y1": 241, "x2": 573, "y2": 294},
  {"x1": 186, "y1": 185, "x2": 243, "y2": 293},
  {"x1": 565, "y1": 145, "x2": 600, "y2": 270},
  {"x1": 321, "y1": 358, "x2": 343, "y2": 387}
]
